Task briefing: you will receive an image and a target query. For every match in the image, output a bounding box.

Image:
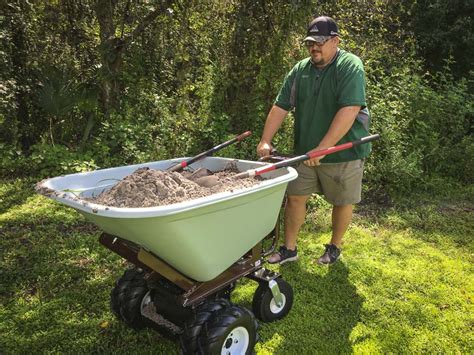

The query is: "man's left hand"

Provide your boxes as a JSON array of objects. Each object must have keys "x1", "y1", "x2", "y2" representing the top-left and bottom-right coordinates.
[{"x1": 303, "y1": 147, "x2": 327, "y2": 166}]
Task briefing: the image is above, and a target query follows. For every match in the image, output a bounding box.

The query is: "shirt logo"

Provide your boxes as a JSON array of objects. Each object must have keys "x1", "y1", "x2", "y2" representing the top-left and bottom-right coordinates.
[{"x1": 302, "y1": 75, "x2": 309, "y2": 78}]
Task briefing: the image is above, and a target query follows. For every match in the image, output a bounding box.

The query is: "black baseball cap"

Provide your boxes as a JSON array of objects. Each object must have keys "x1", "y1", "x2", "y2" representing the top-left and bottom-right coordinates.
[{"x1": 304, "y1": 16, "x2": 339, "y2": 41}]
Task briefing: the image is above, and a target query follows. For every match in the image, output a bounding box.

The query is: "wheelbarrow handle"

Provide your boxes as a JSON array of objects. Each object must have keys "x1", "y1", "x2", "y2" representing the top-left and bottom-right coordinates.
[
  {"x1": 168, "y1": 131, "x2": 252, "y2": 172},
  {"x1": 258, "y1": 149, "x2": 293, "y2": 163},
  {"x1": 236, "y1": 134, "x2": 380, "y2": 178}
]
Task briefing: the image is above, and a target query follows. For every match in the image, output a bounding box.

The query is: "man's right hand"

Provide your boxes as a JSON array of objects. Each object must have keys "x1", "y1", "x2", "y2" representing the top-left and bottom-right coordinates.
[
  {"x1": 257, "y1": 105, "x2": 288, "y2": 158},
  {"x1": 257, "y1": 141, "x2": 273, "y2": 157}
]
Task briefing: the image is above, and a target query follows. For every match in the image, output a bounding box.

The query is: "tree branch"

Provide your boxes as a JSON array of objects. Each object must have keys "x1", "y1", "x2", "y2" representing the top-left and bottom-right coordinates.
[{"x1": 121, "y1": 0, "x2": 174, "y2": 50}]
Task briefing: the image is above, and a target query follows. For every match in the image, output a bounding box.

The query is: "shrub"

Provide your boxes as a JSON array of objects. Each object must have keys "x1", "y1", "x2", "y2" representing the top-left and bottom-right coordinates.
[
  {"x1": 366, "y1": 63, "x2": 473, "y2": 195},
  {"x1": 0, "y1": 143, "x2": 98, "y2": 179}
]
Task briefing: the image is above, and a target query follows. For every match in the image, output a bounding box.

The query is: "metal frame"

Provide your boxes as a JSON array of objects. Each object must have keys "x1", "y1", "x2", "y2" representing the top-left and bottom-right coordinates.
[{"x1": 99, "y1": 232, "x2": 280, "y2": 308}]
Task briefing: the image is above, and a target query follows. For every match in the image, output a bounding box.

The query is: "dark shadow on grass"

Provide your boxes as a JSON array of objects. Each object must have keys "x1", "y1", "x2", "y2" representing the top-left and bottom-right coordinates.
[
  {"x1": 0, "y1": 182, "x2": 179, "y2": 353},
  {"x1": 2, "y1": 274, "x2": 177, "y2": 353},
  {"x1": 1, "y1": 227, "x2": 177, "y2": 353},
  {"x1": 262, "y1": 260, "x2": 364, "y2": 353},
  {"x1": 0, "y1": 179, "x2": 37, "y2": 214}
]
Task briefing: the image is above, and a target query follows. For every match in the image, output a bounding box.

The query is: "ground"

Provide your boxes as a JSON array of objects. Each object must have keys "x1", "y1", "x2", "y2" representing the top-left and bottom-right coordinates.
[{"x1": 1, "y1": 178, "x2": 473, "y2": 353}]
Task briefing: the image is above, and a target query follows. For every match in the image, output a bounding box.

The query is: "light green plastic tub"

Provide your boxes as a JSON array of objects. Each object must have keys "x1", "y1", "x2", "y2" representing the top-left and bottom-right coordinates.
[{"x1": 38, "y1": 157, "x2": 297, "y2": 281}]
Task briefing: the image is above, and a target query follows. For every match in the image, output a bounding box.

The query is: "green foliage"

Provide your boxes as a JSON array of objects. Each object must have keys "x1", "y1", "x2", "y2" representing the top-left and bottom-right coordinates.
[
  {"x1": 0, "y1": 0, "x2": 472, "y2": 195},
  {"x1": 29, "y1": 144, "x2": 98, "y2": 177},
  {"x1": 408, "y1": 0, "x2": 473, "y2": 78},
  {"x1": 37, "y1": 67, "x2": 81, "y2": 119},
  {"x1": 0, "y1": 143, "x2": 25, "y2": 177},
  {"x1": 91, "y1": 117, "x2": 156, "y2": 167},
  {"x1": 367, "y1": 63, "x2": 473, "y2": 194},
  {"x1": 0, "y1": 143, "x2": 98, "y2": 178}
]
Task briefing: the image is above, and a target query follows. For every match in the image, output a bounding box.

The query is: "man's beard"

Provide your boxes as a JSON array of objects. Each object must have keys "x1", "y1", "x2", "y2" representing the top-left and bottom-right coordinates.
[{"x1": 311, "y1": 52, "x2": 324, "y2": 66}]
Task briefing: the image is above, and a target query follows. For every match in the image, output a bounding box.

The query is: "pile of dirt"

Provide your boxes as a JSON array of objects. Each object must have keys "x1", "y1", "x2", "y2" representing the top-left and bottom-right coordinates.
[{"x1": 88, "y1": 166, "x2": 262, "y2": 208}]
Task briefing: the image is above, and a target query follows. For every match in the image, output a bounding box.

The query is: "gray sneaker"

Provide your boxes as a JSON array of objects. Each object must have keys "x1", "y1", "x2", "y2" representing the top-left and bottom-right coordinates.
[
  {"x1": 317, "y1": 244, "x2": 341, "y2": 265},
  {"x1": 268, "y1": 246, "x2": 298, "y2": 264}
]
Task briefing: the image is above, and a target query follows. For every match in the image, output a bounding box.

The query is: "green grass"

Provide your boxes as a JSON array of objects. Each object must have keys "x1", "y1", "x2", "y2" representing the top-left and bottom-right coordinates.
[{"x1": 1, "y1": 179, "x2": 473, "y2": 353}]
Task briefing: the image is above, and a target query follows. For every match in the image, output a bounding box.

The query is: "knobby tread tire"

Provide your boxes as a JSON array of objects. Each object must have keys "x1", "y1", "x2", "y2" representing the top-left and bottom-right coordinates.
[
  {"x1": 120, "y1": 279, "x2": 150, "y2": 330},
  {"x1": 198, "y1": 305, "x2": 258, "y2": 355},
  {"x1": 179, "y1": 298, "x2": 231, "y2": 354},
  {"x1": 110, "y1": 268, "x2": 147, "y2": 321}
]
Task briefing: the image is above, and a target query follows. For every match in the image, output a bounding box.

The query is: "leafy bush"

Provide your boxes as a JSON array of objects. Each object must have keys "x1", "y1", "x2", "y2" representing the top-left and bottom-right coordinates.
[
  {"x1": 0, "y1": 143, "x2": 98, "y2": 179},
  {"x1": 0, "y1": 144, "x2": 26, "y2": 178},
  {"x1": 366, "y1": 63, "x2": 473, "y2": 195},
  {"x1": 29, "y1": 144, "x2": 98, "y2": 178},
  {"x1": 1, "y1": 0, "x2": 472, "y2": 195}
]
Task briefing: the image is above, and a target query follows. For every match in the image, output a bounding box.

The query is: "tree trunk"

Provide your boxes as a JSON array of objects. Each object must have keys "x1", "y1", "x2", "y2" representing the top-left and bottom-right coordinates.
[
  {"x1": 95, "y1": 0, "x2": 118, "y2": 118},
  {"x1": 94, "y1": 0, "x2": 174, "y2": 117},
  {"x1": 81, "y1": 111, "x2": 96, "y2": 148}
]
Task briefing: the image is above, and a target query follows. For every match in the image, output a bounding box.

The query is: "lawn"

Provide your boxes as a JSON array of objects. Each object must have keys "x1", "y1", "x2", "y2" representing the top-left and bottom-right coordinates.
[{"x1": 1, "y1": 178, "x2": 473, "y2": 353}]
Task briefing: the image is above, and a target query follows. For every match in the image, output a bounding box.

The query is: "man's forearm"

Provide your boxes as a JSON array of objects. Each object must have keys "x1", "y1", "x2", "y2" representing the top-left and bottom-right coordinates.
[
  {"x1": 318, "y1": 106, "x2": 361, "y2": 148},
  {"x1": 261, "y1": 105, "x2": 289, "y2": 143}
]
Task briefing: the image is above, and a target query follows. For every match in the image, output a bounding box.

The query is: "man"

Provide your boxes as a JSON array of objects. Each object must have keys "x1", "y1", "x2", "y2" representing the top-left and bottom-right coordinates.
[{"x1": 257, "y1": 16, "x2": 371, "y2": 265}]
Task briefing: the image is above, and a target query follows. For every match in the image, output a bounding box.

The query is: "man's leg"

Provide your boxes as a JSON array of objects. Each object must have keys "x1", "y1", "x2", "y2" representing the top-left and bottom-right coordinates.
[
  {"x1": 284, "y1": 194, "x2": 310, "y2": 250},
  {"x1": 330, "y1": 204, "x2": 353, "y2": 248},
  {"x1": 268, "y1": 194, "x2": 309, "y2": 264},
  {"x1": 317, "y1": 204, "x2": 353, "y2": 264},
  {"x1": 316, "y1": 159, "x2": 363, "y2": 264}
]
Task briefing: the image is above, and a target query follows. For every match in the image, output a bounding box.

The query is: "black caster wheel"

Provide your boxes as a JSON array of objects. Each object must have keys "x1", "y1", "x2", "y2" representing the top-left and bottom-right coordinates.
[
  {"x1": 198, "y1": 305, "x2": 258, "y2": 355},
  {"x1": 252, "y1": 278, "x2": 293, "y2": 322},
  {"x1": 110, "y1": 268, "x2": 152, "y2": 330},
  {"x1": 179, "y1": 298, "x2": 231, "y2": 354}
]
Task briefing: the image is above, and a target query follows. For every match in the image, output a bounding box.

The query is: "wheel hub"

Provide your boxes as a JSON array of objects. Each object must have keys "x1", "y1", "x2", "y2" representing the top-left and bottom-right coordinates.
[
  {"x1": 140, "y1": 290, "x2": 152, "y2": 312},
  {"x1": 221, "y1": 326, "x2": 249, "y2": 355},
  {"x1": 270, "y1": 294, "x2": 286, "y2": 314}
]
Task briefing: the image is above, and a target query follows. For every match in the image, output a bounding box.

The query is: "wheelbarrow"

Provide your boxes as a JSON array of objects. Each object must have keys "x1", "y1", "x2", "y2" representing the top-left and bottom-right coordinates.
[
  {"x1": 36, "y1": 134, "x2": 379, "y2": 354},
  {"x1": 37, "y1": 156, "x2": 297, "y2": 354}
]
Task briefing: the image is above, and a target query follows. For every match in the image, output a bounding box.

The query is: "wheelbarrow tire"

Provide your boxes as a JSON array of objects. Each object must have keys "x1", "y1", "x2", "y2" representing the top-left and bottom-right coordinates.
[
  {"x1": 120, "y1": 283, "x2": 152, "y2": 330},
  {"x1": 179, "y1": 298, "x2": 231, "y2": 354},
  {"x1": 110, "y1": 268, "x2": 146, "y2": 322},
  {"x1": 198, "y1": 305, "x2": 258, "y2": 355},
  {"x1": 252, "y1": 277, "x2": 293, "y2": 322}
]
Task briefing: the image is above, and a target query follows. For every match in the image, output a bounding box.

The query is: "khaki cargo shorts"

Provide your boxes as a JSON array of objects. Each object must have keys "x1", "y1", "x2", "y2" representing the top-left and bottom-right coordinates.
[{"x1": 286, "y1": 159, "x2": 365, "y2": 206}]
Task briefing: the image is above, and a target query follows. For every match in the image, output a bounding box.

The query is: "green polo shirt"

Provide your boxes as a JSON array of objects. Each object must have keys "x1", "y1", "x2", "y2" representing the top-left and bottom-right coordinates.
[{"x1": 275, "y1": 49, "x2": 371, "y2": 163}]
